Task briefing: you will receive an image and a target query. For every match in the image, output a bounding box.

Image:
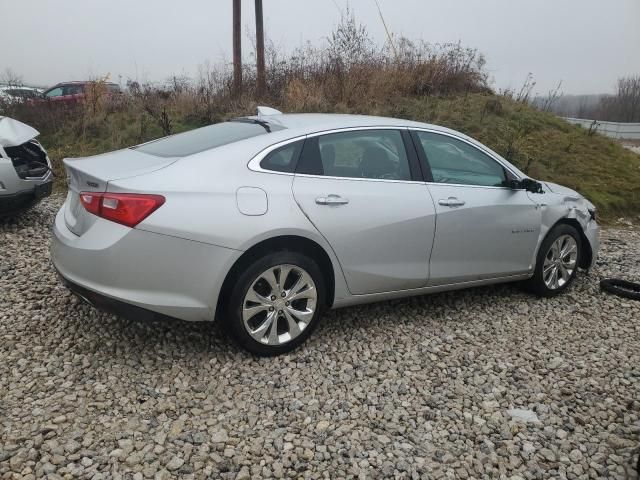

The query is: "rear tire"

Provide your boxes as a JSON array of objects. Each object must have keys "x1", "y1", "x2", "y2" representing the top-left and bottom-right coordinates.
[
  {"x1": 525, "y1": 224, "x2": 582, "y2": 296},
  {"x1": 223, "y1": 251, "x2": 326, "y2": 356}
]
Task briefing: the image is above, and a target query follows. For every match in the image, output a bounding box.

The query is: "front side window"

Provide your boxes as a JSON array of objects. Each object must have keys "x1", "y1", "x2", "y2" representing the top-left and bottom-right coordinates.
[
  {"x1": 45, "y1": 87, "x2": 63, "y2": 98},
  {"x1": 415, "y1": 131, "x2": 506, "y2": 187},
  {"x1": 297, "y1": 129, "x2": 411, "y2": 181}
]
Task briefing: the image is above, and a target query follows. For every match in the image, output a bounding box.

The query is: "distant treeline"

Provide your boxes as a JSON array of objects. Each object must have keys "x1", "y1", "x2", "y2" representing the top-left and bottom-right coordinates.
[{"x1": 534, "y1": 76, "x2": 640, "y2": 122}]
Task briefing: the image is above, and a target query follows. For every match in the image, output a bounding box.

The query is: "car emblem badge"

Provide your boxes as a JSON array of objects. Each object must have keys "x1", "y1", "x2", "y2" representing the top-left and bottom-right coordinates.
[{"x1": 86, "y1": 181, "x2": 99, "y2": 188}]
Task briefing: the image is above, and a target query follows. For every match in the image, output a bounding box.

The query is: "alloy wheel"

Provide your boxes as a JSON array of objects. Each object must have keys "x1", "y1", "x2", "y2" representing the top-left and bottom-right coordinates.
[
  {"x1": 242, "y1": 264, "x2": 318, "y2": 345},
  {"x1": 543, "y1": 234, "x2": 578, "y2": 290}
]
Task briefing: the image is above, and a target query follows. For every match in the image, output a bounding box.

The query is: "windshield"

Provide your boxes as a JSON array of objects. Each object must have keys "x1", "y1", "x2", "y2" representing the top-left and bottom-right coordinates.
[{"x1": 133, "y1": 121, "x2": 281, "y2": 158}]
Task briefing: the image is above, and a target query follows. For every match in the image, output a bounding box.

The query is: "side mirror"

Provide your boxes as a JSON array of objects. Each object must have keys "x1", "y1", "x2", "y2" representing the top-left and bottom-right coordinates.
[
  {"x1": 504, "y1": 179, "x2": 521, "y2": 190},
  {"x1": 520, "y1": 178, "x2": 544, "y2": 193},
  {"x1": 505, "y1": 178, "x2": 544, "y2": 193}
]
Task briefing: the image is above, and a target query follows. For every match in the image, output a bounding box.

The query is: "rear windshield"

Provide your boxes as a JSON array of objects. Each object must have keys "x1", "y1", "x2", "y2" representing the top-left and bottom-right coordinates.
[{"x1": 133, "y1": 121, "x2": 277, "y2": 157}]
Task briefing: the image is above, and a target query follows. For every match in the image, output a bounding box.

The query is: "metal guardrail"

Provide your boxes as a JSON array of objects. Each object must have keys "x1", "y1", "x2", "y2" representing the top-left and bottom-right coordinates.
[{"x1": 562, "y1": 117, "x2": 640, "y2": 140}]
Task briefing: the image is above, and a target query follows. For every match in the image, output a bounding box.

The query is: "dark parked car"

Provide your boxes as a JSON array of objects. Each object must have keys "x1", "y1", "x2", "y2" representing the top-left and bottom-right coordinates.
[{"x1": 0, "y1": 85, "x2": 43, "y2": 105}]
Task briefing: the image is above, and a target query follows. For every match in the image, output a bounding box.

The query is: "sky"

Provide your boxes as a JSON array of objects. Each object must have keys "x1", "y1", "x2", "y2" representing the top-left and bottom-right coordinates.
[{"x1": 2, "y1": 0, "x2": 639, "y2": 95}]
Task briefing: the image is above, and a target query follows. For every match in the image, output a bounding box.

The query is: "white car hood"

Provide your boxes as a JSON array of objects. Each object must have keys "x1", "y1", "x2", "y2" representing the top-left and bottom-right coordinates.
[
  {"x1": 0, "y1": 116, "x2": 39, "y2": 147},
  {"x1": 542, "y1": 181, "x2": 583, "y2": 199}
]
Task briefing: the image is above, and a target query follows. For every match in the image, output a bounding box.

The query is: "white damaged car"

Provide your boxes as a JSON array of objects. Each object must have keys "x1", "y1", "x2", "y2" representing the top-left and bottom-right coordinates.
[{"x1": 0, "y1": 116, "x2": 53, "y2": 216}]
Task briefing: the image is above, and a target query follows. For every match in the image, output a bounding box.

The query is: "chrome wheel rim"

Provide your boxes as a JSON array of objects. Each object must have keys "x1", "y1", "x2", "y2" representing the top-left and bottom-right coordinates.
[
  {"x1": 242, "y1": 264, "x2": 317, "y2": 345},
  {"x1": 543, "y1": 234, "x2": 578, "y2": 290}
]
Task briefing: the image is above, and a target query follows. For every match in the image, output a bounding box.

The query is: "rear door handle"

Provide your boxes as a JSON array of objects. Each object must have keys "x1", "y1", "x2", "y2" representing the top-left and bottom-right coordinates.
[
  {"x1": 438, "y1": 197, "x2": 466, "y2": 207},
  {"x1": 315, "y1": 194, "x2": 349, "y2": 206}
]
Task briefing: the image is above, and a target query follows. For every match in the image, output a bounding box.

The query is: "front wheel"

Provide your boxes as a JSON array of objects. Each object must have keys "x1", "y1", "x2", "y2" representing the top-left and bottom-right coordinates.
[
  {"x1": 525, "y1": 224, "x2": 582, "y2": 296},
  {"x1": 224, "y1": 251, "x2": 326, "y2": 356}
]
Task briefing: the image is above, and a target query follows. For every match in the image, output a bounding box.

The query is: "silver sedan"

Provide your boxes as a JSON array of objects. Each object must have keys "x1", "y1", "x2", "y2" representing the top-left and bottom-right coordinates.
[{"x1": 52, "y1": 109, "x2": 599, "y2": 355}]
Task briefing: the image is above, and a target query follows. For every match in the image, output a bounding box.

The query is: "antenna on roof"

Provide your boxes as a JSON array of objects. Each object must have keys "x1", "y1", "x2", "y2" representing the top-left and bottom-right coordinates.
[{"x1": 257, "y1": 106, "x2": 282, "y2": 117}]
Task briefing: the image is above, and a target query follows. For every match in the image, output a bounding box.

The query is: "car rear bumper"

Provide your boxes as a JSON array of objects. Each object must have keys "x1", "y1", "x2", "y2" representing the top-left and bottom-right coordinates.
[
  {"x1": 57, "y1": 269, "x2": 180, "y2": 323},
  {"x1": 0, "y1": 179, "x2": 53, "y2": 215},
  {"x1": 51, "y1": 207, "x2": 242, "y2": 322}
]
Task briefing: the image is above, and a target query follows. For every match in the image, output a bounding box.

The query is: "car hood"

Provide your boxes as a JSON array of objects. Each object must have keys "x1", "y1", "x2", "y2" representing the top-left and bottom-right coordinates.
[
  {"x1": 542, "y1": 181, "x2": 583, "y2": 199},
  {"x1": 0, "y1": 116, "x2": 39, "y2": 147}
]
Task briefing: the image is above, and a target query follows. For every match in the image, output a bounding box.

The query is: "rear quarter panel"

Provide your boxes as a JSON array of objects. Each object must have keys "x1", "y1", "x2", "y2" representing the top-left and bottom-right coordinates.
[{"x1": 107, "y1": 141, "x2": 352, "y2": 304}]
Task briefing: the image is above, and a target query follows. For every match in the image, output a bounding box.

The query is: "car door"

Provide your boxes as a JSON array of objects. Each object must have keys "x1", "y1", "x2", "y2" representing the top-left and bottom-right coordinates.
[
  {"x1": 292, "y1": 128, "x2": 436, "y2": 295},
  {"x1": 411, "y1": 130, "x2": 541, "y2": 286},
  {"x1": 63, "y1": 84, "x2": 85, "y2": 104}
]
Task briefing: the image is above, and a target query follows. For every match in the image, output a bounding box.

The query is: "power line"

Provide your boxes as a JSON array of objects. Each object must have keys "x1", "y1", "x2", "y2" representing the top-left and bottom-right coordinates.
[{"x1": 373, "y1": 0, "x2": 398, "y2": 61}]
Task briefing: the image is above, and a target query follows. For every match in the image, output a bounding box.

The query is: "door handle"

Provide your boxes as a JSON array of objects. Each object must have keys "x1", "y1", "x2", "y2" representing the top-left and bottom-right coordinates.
[
  {"x1": 315, "y1": 194, "x2": 349, "y2": 206},
  {"x1": 438, "y1": 197, "x2": 466, "y2": 207}
]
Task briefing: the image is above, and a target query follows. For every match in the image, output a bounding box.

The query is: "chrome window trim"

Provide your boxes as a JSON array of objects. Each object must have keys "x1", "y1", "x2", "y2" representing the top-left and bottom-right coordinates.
[
  {"x1": 411, "y1": 127, "x2": 523, "y2": 186},
  {"x1": 248, "y1": 125, "x2": 523, "y2": 189},
  {"x1": 294, "y1": 173, "x2": 424, "y2": 185},
  {"x1": 424, "y1": 181, "x2": 515, "y2": 191}
]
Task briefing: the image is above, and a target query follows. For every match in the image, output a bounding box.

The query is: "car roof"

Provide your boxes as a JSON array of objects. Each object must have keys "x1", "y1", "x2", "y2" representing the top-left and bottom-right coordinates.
[
  {"x1": 243, "y1": 112, "x2": 463, "y2": 137},
  {"x1": 47, "y1": 81, "x2": 119, "y2": 88}
]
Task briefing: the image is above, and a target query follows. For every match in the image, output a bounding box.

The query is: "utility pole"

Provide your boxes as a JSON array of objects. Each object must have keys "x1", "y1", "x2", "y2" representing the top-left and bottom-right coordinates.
[
  {"x1": 232, "y1": 0, "x2": 242, "y2": 98},
  {"x1": 255, "y1": 0, "x2": 266, "y2": 97}
]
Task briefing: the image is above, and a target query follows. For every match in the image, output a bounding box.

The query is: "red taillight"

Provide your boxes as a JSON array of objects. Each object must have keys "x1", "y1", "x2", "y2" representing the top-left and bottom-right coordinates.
[{"x1": 79, "y1": 192, "x2": 165, "y2": 227}]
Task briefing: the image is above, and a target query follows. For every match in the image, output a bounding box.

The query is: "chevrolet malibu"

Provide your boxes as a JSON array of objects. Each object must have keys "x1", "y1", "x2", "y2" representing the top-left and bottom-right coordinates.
[{"x1": 52, "y1": 109, "x2": 599, "y2": 355}]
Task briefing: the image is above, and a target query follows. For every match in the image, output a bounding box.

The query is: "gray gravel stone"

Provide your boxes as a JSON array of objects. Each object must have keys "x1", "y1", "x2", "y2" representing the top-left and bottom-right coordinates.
[{"x1": 1, "y1": 197, "x2": 639, "y2": 479}]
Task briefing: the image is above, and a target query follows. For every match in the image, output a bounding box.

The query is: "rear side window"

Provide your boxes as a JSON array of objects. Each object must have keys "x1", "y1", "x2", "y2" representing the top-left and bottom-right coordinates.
[
  {"x1": 64, "y1": 84, "x2": 85, "y2": 95},
  {"x1": 260, "y1": 140, "x2": 303, "y2": 173},
  {"x1": 297, "y1": 129, "x2": 411, "y2": 181},
  {"x1": 415, "y1": 131, "x2": 506, "y2": 187},
  {"x1": 133, "y1": 122, "x2": 274, "y2": 158}
]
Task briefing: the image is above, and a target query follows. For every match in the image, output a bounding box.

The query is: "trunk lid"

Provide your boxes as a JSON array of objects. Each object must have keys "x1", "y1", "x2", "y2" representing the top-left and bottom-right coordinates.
[{"x1": 63, "y1": 148, "x2": 177, "y2": 235}]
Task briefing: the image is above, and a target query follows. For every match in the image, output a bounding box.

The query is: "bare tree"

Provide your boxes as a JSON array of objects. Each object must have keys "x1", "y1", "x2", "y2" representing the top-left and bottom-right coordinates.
[
  {"x1": 255, "y1": 0, "x2": 266, "y2": 97},
  {"x1": 232, "y1": 0, "x2": 242, "y2": 98},
  {"x1": 1, "y1": 68, "x2": 23, "y2": 87},
  {"x1": 616, "y1": 75, "x2": 640, "y2": 122},
  {"x1": 327, "y1": 7, "x2": 375, "y2": 67},
  {"x1": 539, "y1": 81, "x2": 563, "y2": 112},
  {"x1": 515, "y1": 73, "x2": 536, "y2": 104}
]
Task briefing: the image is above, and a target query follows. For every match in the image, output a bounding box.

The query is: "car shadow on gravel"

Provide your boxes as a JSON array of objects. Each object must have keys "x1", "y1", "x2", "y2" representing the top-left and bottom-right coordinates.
[{"x1": 55, "y1": 280, "x2": 527, "y2": 360}]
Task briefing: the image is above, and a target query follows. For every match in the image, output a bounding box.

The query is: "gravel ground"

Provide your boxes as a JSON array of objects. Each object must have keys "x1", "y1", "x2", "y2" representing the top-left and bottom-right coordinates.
[{"x1": 1, "y1": 196, "x2": 639, "y2": 480}]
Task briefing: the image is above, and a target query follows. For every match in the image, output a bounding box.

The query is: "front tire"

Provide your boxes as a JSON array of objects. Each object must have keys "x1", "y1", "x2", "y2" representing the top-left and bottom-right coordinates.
[
  {"x1": 526, "y1": 224, "x2": 582, "y2": 296},
  {"x1": 224, "y1": 251, "x2": 326, "y2": 356}
]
